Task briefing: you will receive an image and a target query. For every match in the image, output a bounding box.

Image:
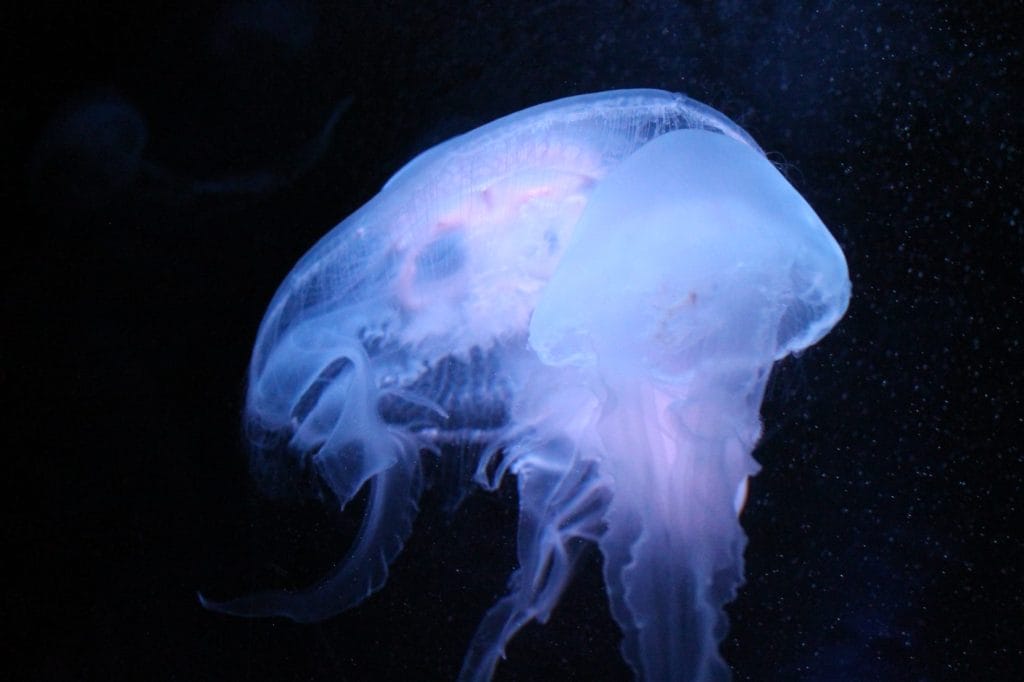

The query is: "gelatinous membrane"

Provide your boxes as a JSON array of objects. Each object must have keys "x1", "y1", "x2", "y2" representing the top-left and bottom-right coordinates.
[{"x1": 202, "y1": 89, "x2": 850, "y2": 682}]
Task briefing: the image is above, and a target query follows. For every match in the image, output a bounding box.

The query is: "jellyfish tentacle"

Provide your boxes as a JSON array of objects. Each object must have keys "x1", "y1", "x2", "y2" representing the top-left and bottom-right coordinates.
[
  {"x1": 289, "y1": 339, "x2": 399, "y2": 507},
  {"x1": 458, "y1": 450, "x2": 609, "y2": 682},
  {"x1": 200, "y1": 441, "x2": 422, "y2": 623}
]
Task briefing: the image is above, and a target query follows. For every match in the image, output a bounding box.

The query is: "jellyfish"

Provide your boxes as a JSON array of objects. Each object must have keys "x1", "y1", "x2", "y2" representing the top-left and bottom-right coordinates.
[
  {"x1": 201, "y1": 89, "x2": 850, "y2": 682},
  {"x1": 29, "y1": 90, "x2": 350, "y2": 216}
]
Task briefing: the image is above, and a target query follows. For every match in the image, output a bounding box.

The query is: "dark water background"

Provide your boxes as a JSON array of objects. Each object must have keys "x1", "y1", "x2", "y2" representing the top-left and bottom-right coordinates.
[{"x1": 6, "y1": 1, "x2": 1020, "y2": 680}]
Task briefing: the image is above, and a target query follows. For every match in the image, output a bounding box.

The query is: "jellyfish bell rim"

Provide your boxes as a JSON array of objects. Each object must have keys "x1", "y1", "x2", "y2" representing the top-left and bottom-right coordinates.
[{"x1": 384, "y1": 89, "x2": 766, "y2": 194}]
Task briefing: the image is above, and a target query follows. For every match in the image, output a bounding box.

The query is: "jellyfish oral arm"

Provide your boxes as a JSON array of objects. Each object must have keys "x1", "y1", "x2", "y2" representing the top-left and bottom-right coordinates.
[{"x1": 595, "y1": 378, "x2": 761, "y2": 682}]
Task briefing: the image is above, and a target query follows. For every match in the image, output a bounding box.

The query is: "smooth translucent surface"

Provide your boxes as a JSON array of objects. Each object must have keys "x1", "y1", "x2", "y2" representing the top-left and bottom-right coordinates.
[{"x1": 202, "y1": 89, "x2": 850, "y2": 681}]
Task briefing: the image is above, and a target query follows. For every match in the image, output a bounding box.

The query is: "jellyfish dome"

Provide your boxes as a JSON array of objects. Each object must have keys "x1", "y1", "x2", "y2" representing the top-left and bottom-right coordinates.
[{"x1": 202, "y1": 89, "x2": 851, "y2": 681}]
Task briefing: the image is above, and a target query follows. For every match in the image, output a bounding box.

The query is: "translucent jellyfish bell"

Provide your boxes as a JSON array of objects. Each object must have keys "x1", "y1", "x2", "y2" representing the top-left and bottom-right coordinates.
[
  {"x1": 202, "y1": 89, "x2": 850, "y2": 682},
  {"x1": 530, "y1": 128, "x2": 850, "y2": 376}
]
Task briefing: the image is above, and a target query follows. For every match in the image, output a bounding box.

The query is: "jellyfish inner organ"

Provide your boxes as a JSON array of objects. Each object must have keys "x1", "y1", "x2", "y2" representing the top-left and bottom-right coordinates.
[
  {"x1": 202, "y1": 90, "x2": 850, "y2": 682},
  {"x1": 394, "y1": 144, "x2": 601, "y2": 345}
]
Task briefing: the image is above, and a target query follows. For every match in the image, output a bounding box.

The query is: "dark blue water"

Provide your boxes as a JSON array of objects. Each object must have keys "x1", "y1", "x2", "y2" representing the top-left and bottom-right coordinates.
[{"x1": 6, "y1": 2, "x2": 1020, "y2": 680}]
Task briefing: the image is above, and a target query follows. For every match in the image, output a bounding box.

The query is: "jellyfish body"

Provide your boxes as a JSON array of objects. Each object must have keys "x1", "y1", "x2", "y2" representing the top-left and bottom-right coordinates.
[
  {"x1": 203, "y1": 90, "x2": 850, "y2": 681},
  {"x1": 30, "y1": 91, "x2": 350, "y2": 216}
]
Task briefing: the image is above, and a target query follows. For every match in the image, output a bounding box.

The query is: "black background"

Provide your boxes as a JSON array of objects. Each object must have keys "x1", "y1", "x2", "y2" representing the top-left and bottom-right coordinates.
[{"x1": 6, "y1": 1, "x2": 1021, "y2": 680}]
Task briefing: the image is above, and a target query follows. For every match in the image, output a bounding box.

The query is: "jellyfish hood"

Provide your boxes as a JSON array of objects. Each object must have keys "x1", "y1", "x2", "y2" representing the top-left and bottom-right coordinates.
[{"x1": 203, "y1": 89, "x2": 850, "y2": 682}]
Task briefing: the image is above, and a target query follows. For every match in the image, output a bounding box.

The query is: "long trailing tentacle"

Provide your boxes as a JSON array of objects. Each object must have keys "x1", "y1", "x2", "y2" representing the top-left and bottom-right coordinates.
[
  {"x1": 200, "y1": 436, "x2": 422, "y2": 623},
  {"x1": 458, "y1": 442, "x2": 610, "y2": 682}
]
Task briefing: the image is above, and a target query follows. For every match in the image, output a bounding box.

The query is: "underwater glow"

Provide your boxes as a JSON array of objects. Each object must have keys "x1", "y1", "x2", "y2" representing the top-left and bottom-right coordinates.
[{"x1": 202, "y1": 89, "x2": 850, "y2": 681}]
